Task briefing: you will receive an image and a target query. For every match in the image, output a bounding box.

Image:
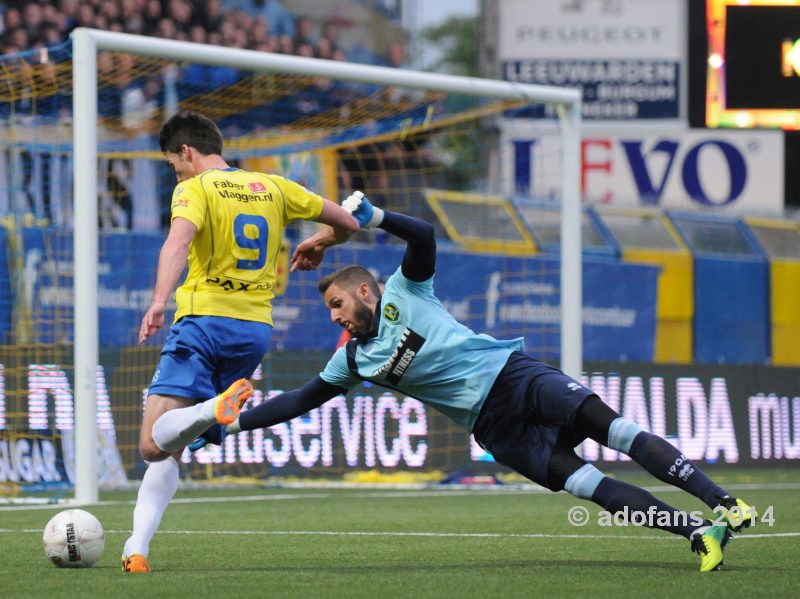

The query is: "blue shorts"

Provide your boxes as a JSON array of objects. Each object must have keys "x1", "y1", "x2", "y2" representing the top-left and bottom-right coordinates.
[
  {"x1": 471, "y1": 351, "x2": 595, "y2": 490},
  {"x1": 148, "y1": 315, "x2": 272, "y2": 401}
]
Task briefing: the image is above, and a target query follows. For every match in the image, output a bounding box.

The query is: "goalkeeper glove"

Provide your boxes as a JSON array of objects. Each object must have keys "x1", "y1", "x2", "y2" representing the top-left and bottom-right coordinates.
[
  {"x1": 342, "y1": 191, "x2": 384, "y2": 229},
  {"x1": 188, "y1": 423, "x2": 226, "y2": 452}
]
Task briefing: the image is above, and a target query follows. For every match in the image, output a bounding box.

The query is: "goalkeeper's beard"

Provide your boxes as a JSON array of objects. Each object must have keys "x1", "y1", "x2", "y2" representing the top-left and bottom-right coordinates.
[{"x1": 351, "y1": 297, "x2": 376, "y2": 339}]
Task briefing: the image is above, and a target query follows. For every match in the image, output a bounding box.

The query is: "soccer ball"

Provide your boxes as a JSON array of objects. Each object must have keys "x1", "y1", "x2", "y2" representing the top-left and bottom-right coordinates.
[{"x1": 42, "y1": 509, "x2": 105, "y2": 568}]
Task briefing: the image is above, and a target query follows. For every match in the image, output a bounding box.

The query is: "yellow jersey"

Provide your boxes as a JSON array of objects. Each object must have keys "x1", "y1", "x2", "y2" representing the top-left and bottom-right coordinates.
[{"x1": 169, "y1": 168, "x2": 324, "y2": 325}]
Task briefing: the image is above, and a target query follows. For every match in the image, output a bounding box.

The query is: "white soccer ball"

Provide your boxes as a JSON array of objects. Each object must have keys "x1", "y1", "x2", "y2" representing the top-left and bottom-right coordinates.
[{"x1": 42, "y1": 509, "x2": 105, "y2": 568}]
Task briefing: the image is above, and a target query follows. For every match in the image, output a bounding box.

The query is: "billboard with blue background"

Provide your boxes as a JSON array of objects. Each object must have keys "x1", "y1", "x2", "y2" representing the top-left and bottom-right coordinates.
[
  {"x1": 19, "y1": 227, "x2": 163, "y2": 345},
  {"x1": 14, "y1": 230, "x2": 658, "y2": 362},
  {"x1": 270, "y1": 244, "x2": 658, "y2": 363}
]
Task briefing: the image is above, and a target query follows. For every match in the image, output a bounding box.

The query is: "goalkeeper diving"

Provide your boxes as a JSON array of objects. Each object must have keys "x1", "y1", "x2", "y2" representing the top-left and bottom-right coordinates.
[{"x1": 191, "y1": 192, "x2": 758, "y2": 572}]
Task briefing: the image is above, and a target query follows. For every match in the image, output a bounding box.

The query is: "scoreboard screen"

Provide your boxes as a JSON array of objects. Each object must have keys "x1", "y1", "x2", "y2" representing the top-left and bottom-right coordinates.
[{"x1": 706, "y1": 0, "x2": 800, "y2": 129}]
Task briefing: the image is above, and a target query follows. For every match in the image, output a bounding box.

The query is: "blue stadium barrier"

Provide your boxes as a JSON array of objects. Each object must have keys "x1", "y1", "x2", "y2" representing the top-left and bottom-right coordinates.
[
  {"x1": 510, "y1": 198, "x2": 621, "y2": 261},
  {"x1": 9, "y1": 226, "x2": 657, "y2": 362},
  {"x1": 668, "y1": 211, "x2": 770, "y2": 364},
  {"x1": 19, "y1": 227, "x2": 164, "y2": 345},
  {"x1": 274, "y1": 244, "x2": 657, "y2": 363}
]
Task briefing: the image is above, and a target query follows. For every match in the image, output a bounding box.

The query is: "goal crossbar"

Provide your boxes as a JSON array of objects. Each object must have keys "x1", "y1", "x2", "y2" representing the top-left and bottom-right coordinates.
[{"x1": 70, "y1": 27, "x2": 582, "y2": 504}]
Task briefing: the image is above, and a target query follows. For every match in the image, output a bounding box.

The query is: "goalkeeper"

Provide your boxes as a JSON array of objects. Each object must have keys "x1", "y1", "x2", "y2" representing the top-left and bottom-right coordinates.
[{"x1": 198, "y1": 193, "x2": 756, "y2": 572}]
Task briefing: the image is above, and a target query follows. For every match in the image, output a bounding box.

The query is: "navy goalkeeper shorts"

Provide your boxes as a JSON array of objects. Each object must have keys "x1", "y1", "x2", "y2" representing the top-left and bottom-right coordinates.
[{"x1": 471, "y1": 351, "x2": 595, "y2": 490}]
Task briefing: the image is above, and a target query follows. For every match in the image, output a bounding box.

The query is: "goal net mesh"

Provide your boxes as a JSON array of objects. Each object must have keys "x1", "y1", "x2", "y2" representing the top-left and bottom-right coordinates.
[{"x1": 0, "y1": 40, "x2": 569, "y2": 491}]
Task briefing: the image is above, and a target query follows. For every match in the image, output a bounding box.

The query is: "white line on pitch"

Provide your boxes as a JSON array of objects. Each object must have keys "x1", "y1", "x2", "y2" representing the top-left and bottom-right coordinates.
[
  {"x1": 1, "y1": 528, "x2": 798, "y2": 541},
  {"x1": 1, "y1": 480, "x2": 799, "y2": 512},
  {"x1": 0, "y1": 492, "x2": 331, "y2": 511}
]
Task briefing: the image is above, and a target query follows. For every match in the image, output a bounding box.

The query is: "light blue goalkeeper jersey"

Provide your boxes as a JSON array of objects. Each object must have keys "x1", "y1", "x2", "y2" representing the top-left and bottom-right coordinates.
[{"x1": 320, "y1": 266, "x2": 524, "y2": 430}]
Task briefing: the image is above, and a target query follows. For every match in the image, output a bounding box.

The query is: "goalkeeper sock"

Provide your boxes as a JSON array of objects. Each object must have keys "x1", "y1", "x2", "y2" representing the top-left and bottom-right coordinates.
[
  {"x1": 152, "y1": 399, "x2": 217, "y2": 453},
  {"x1": 123, "y1": 457, "x2": 179, "y2": 557},
  {"x1": 627, "y1": 431, "x2": 728, "y2": 508},
  {"x1": 591, "y1": 477, "x2": 706, "y2": 539}
]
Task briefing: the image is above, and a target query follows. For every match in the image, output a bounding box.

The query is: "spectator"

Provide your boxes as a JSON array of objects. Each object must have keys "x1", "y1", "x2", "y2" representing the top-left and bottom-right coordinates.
[
  {"x1": 321, "y1": 19, "x2": 342, "y2": 55},
  {"x1": 226, "y1": 0, "x2": 294, "y2": 37},
  {"x1": 3, "y1": 7, "x2": 22, "y2": 35},
  {"x1": 277, "y1": 33, "x2": 293, "y2": 55},
  {"x1": 38, "y1": 24, "x2": 63, "y2": 48},
  {"x1": 188, "y1": 25, "x2": 207, "y2": 45},
  {"x1": 100, "y1": 1, "x2": 122, "y2": 27},
  {"x1": 121, "y1": 77, "x2": 160, "y2": 134},
  {"x1": 385, "y1": 40, "x2": 409, "y2": 69},
  {"x1": 120, "y1": 0, "x2": 145, "y2": 35},
  {"x1": 250, "y1": 15, "x2": 271, "y2": 46},
  {"x1": 5, "y1": 28, "x2": 29, "y2": 53},
  {"x1": 167, "y1": 0, "x2": 196, "y2": 35},
  {"x1": 75, "y1": 3, "x2": 96, "y2": 28},
  {"x1": 315, "y1": 36, "x2": 333, "y2": 60},
  {"x1": 93, "y1": 13, "x2": 109, "y2": 32},
  {"x1": 296, "y1": 41, "x2": 314, "y2": 59},
  {"x1": 143, "y1": 0, "x2": 163, "y2": 32},
  {"x1": 41, "y1": 4, "x2": 65, "y2": 32},
  {"x1": 58, "y1": 0, "x2": 80, "y2": 31},
  {"x1": 293, "y1": 16, "x2": 314, "y2": 48},
  {"x1": 199, "y1": 0, "x2": 224, "y2": 34},
  {"x1": 156, "y1": 18, "x2": 177, "y2": 40},
  {"x1": 22, "y1": 3, "x2": 44, "y2": 44}
]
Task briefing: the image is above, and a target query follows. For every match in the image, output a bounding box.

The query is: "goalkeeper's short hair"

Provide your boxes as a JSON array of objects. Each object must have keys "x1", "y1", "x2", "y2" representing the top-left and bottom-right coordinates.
[{"x1": 318, "y1": 265, "x2": 381, "y2": 297}]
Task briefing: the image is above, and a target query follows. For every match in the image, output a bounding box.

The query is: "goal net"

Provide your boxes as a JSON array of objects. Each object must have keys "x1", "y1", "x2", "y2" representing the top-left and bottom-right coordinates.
[{"x1": 0, "y1": 29, "x2": 580, "y2": 501}]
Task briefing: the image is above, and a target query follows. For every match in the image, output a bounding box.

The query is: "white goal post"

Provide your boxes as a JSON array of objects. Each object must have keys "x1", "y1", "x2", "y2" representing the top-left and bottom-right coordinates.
[{"x1": 71, "y1": 27, "x2": 582, "y2": 504}]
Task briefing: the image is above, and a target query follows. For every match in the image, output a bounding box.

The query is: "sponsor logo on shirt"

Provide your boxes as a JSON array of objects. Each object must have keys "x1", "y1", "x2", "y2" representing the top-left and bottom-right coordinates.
[
  {"x1": 212, "y1": 179, "x2": 273, "y2": 202},
  {"x1": 372, "y1": 327, "x2": 425, "y2": 385},
  {"x1": 207, "y1": 276, "x2": 271, "y2": 291}
]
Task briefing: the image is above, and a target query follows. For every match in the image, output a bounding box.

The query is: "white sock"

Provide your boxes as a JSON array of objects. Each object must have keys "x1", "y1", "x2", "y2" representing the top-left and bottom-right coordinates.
[
  {"x1": 152, "y1": 399, "x2": 218, "y2": 453},
  {"x1": 123, "y1": 457, "x2": 180, "y2": 558},
  {"x1": 226, "y1": 418, "x2": 241, "y2": 435}
]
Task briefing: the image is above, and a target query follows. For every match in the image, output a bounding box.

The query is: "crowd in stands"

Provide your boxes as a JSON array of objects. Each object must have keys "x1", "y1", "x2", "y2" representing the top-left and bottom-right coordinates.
[
  {"x1": 0, "y1": 0, "x2": 401, "y2": 66},
  {"x1": 0, "y1": 0, "x2": 430, "y2": 230}
]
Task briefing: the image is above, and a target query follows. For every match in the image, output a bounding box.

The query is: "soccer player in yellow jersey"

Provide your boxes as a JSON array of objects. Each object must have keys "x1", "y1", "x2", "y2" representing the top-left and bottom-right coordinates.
[{"x1": 121, "y1": 111, "x2": 359, "y2": 573}]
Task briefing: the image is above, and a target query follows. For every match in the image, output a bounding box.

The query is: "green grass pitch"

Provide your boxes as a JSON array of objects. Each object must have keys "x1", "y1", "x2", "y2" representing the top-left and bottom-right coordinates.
[{"x1": 1, "y1": 467, "x2": 798, "y2": 598}]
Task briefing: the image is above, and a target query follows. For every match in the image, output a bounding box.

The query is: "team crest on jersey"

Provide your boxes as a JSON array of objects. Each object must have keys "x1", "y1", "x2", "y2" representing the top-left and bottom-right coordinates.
[
  {"x1": 248, "y1": 181, "x2": 268, "y2": 193},
  {"x1": 383, "y1": 303, "x2": 400, "y2": 322}
]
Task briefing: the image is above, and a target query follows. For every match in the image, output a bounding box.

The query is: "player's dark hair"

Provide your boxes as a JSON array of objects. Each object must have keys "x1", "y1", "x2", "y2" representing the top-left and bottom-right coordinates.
[
  {"x1": 159, "y1": 110, "x2": 223, "y2": 155},
  {"x1": 319, "y1": 265, "x2": 381, "y2": 296}
]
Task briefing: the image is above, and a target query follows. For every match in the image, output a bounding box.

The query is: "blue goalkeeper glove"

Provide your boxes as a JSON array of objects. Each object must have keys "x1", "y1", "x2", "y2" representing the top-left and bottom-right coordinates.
[
  {"x1": 342, "y1": 191, "x2": 384, "y2": 229},
  {"x1": 188, "y1": 423, "x2": 226, "y2": 452}
]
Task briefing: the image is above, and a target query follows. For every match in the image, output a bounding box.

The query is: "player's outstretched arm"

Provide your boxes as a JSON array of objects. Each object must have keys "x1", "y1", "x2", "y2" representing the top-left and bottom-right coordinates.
[
  {"x1": 290, "y1": 200, "x2": 359, "y2": 272},
  {"x1": 238, "y1": 376, "x2": 345, "y2": 431},
  {"x1": 316, "y1": 198, "x2": 360, "y2": 243}
]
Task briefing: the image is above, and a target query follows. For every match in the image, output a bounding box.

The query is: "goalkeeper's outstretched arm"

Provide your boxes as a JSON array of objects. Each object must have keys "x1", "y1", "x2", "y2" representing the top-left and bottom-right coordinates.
[
  {"x1": 341, "y1": 190, "x2": 436, "y2": 282},
  {"x1": 233, "y1": 376, "x2": 345, "y2": 433},
  {"x1": 378, "y1": 210, "x2": 436, "y2": 282}
]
